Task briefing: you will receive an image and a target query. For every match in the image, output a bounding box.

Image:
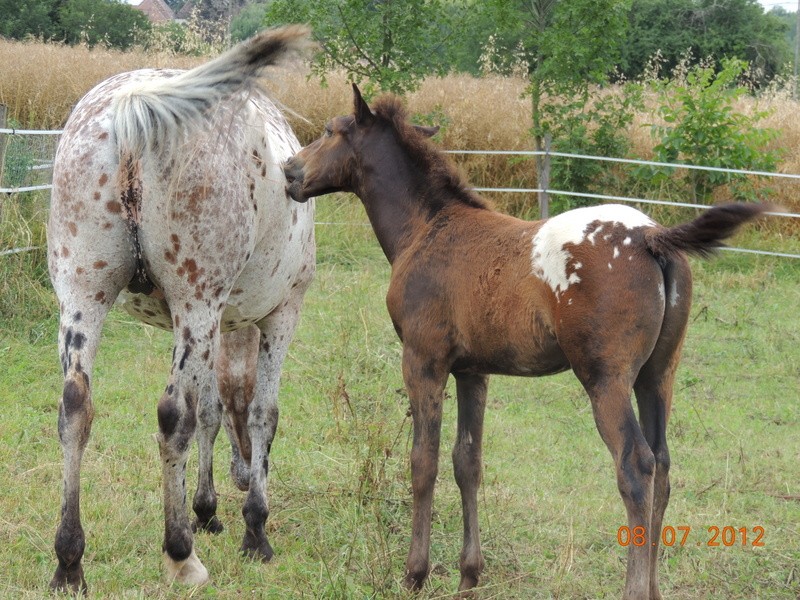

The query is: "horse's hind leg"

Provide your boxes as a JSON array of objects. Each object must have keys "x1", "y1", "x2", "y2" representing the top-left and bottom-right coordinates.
[
  {"x1": 192, "y1": 326, "x2": 259, "y2": 533},
  {"x1": 158, "y1": 305, "x2": 222, "y2": 585},
  {"x1": 634, "y1": 258, "x2": 692, "y2": 600},
  {"x1": 452, "y1": 373, "x2": 488, "y2": 591},
  {"x1": 240, "y1": 299, "x2": 304, "y2": 561},
  {"x1": 48, "y1": 257, "x2": 134, "y2": 592},
  {"x1": 582, "y1": 377, "x2": 655, "y2": 600}
]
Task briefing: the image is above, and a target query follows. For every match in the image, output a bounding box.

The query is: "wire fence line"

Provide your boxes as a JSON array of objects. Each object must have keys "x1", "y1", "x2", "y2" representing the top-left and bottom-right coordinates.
[{"x1": 1, "y1": 129, "x2": 799, "y2": 258}]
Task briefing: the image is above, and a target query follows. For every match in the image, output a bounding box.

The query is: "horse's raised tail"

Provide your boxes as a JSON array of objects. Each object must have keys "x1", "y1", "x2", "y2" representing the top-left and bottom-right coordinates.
[
  {"x1": 645, "y1": 203, "x2": 770, "y2": 260},
  {"x1": 112, "y1": 25, "x2": 311, "y2": 157}
]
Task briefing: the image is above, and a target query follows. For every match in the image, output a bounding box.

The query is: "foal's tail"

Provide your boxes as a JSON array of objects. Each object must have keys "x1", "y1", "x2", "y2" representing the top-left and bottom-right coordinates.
[
  {"x1": 644, "y1": 203, "x2": 770, "y2": 260},
  {"x1": 112, "y1": 25, "x2": 310, "y2": 157}
]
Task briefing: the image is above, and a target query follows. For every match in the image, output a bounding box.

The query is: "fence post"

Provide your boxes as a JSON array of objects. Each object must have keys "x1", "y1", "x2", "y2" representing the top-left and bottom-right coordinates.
[
  {"x1": 537, "y1": 134, "x2": 551, "y2": 219},
  {"x1": 0, "y1": 104, "x2": 7, "y2": 189}
]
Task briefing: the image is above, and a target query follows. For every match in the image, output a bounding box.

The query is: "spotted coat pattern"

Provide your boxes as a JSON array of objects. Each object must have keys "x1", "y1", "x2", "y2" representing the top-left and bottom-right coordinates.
[{"x1": 46, "y1": 28, "x2": 314, "y2": 592}]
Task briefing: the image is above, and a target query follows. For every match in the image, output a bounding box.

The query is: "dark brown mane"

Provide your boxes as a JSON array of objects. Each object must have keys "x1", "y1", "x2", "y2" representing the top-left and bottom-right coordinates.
[{"x1": 370, "y1": 95, "x2": 491, "y2": 211}]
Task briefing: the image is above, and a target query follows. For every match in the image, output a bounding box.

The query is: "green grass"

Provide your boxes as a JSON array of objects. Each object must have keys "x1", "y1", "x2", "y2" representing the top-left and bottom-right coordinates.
[{"x1": 1, "y1": 196, "x2": 798, "y2": 598}]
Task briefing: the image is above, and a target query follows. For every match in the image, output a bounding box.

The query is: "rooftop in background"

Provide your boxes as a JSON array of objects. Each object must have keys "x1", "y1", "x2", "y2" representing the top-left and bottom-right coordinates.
[{"x1": 125, "y1": 0, "x2": 176, "y2": 23}]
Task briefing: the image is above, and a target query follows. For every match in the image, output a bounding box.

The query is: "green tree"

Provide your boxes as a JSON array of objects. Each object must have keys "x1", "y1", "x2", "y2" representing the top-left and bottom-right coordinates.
[
  {"x1": 622, "y1": 0, "x2": 791, "y2": 86},
  {"x1": 230, "y1": 2, "x2": 270, "y2": 42},
  {"x1": 0, "y1": 0, "x2": 60, "y2": 40},
  {"x1": 264, "y1": 0, "x2": 455, "y2": 96},
  {"x1": 479, "y1": 0, "x2": 639, "y2": 211},
  {"x1": 57, "y1": 0, "x2": 151, "y2": 48}
]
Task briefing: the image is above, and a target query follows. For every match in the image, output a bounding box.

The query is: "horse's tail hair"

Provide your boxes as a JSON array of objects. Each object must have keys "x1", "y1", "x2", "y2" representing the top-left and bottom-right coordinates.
[
  {"x1": 112, "y1": 25, "x2": 311, "y2": 158},
  {"x1": 645, "y1": 203, "x2": 770, "y2": 260}
]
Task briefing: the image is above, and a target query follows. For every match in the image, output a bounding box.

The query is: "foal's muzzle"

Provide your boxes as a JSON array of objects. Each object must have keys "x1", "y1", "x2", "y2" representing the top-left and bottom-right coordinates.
[{"x1": 283, "y1": 157, "x2": 308, "y2": 203}]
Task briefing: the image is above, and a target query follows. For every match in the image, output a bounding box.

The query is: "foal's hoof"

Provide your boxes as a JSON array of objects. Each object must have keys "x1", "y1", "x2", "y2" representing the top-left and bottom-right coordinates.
[
  {"x1": 403, "y1": 570, "x2": 427, "y2": 591},
  {"x1": 49, "y1": 564, "x2": 87, "y2": 595},
  {"x1": 192, "y1": 515, "x2": 224, "y2": 534},
  {"x1": 163, "y1": 549, "x2": 209, "y2": 586}
]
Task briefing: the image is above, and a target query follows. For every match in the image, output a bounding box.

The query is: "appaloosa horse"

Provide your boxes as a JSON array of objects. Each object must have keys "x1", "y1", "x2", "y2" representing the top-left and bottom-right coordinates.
[
  {"x1": 47, "y1": 27, "x2": 315, "y2": 592},
  {"x1": 283, "y1": 84, "x2": 768, "y2": 599}
]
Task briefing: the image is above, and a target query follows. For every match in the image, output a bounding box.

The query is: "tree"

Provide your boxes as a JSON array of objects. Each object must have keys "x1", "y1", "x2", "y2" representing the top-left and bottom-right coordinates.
[
  {"x1": 622, "y1": 0, "x2": 791, "y2": 86},
  {"x1": 0, "y1": 0, "x2": 60, "y2": 40},
  {"x1": 264, "y1": 0, "x2": 456, "y2": 96},
  {"x1": 57, "y1": 0, "x2": 152, "y2": 49},
  {"x1": 479, "y1": 0, "x2": 639, "y2": 210},
  {"x1": 230, "y1": 2, "x2": 270, "y2": 42}
]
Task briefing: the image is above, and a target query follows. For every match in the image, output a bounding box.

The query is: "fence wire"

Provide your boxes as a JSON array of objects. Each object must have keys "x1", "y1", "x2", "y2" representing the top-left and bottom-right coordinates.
[
  {"x1": 1, "y1": 129, "x2": 798, "y2": 259},
  {"x1": 0, "y1": 129, "x2": 60, "y2": 193}
]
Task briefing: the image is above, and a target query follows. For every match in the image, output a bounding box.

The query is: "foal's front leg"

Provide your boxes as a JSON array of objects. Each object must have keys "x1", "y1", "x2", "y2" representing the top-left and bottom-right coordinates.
[
  {"x1": 402, "y1": 348, "x2": 449, "y2": 590},
  {"x1": 452, "y1": 373, "x2": 488, "y2": 591}
]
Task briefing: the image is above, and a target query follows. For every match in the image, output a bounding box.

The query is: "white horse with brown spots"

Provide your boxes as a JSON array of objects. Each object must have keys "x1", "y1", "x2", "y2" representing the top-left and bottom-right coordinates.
[{"x1": 47, "y1": 27, "x2": 314, "y2": 592}]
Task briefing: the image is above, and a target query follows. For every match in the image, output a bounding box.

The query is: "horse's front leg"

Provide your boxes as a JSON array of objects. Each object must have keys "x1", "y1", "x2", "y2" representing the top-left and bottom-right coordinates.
[
  {"x1": 452, "y1": 373, "x2": 488, "y2": 591},
  {"x1": 402, "y1": 347, "x2": 448, "y2": 590}
]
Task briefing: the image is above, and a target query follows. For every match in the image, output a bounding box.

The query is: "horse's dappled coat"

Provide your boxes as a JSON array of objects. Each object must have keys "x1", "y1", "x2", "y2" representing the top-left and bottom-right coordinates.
[{"x1": 47, "y1": 27, "x2": 314, "y2": 592}]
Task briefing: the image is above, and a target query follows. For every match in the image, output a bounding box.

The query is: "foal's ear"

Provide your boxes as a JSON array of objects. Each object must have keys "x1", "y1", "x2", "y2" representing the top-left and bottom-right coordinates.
[
  {"x1": 352, "y1": 84, "x2": 373, "y2": 126},
  {"x1": 413, "y1": 125, "x2": 440, "y2": 138}
]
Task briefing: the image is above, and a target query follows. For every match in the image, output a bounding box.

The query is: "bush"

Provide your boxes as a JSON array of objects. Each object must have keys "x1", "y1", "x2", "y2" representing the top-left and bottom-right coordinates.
[{"x1": 641, "y1": 57, "x2": 781, "y2": 202}]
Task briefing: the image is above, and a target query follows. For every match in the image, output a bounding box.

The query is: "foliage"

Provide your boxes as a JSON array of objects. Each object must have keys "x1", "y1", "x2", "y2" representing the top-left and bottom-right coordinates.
[
  {"x1": 264, "y1": 0, "x2": 457, "y2": 96},
  {"x1": 230, "y1": 2, "x2": 271, "y2": 42},
  {"x1": 476, "y1": 0, "x2": 638, "y2": 210},
  {"x1": 546, "y1": 83, "x2": 644, "y2": 211},
  {"x1": 622, "y1": 0, "x2": 791, "y2": 87},
  {"x1": 0, "y1": 0, "x2": 152, "y2": 49},
  {"x1": 642, "y1": 57, "x2": 781, "y2": 202},
  {"x1": 57, "y1": 0, "x2": 152, "y2": 49},
  {"x1": 0, "y1": 0, "x2": 59, "y2": 40}
]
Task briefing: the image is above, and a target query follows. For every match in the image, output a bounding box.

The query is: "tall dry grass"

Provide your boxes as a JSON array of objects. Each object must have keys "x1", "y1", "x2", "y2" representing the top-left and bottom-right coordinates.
[{"x1": 1, "y1": 37, "x2": 798, "y2": 217}]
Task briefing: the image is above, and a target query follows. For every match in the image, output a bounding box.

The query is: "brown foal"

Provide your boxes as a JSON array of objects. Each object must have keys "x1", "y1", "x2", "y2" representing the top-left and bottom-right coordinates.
[{"x1": 283, "y1": 84, "x2": 767, "y2": 599}]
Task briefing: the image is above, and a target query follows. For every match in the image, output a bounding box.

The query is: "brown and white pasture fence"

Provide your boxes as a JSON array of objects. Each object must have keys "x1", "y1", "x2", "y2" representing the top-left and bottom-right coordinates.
[{"x1": 1, "y1": 120, "x2": 799, "y2": 260}]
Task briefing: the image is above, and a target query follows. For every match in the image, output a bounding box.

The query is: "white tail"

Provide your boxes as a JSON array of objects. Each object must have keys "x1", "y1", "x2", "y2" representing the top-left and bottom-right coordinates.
[{"x1": 112, "y1": 25, "x2": 311, "y2": 158}]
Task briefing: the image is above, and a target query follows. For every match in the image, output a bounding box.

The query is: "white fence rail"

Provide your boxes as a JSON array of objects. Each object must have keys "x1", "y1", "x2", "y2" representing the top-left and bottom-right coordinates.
[{"x1": 2, "y1": 128, "x2": 799, "y2": 258}]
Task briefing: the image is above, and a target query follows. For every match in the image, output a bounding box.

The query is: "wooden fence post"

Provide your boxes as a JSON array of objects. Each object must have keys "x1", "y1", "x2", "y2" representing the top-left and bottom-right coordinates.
[{"x1": 537, "y1": 134, "x2": 551, "y2": 219}]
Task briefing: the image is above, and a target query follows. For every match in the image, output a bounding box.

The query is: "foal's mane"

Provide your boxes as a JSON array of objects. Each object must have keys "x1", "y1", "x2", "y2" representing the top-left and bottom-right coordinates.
[{"x1": 370, "y1": 95, "x2": 491, "y2": 211}]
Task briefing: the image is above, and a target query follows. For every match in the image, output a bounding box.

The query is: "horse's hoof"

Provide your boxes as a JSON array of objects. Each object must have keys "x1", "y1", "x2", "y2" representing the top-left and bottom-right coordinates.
[
  {"x1": 49, "y1": 564, "x2": 87, "y2": 595},
  {"x1": 403, "y1": 571, "x2": 427, "y2": 591},
  {"x1": 192, "y1": 515, "x2": 224, "y2": 534},
  {"x1": 163, "y1": 548, "x2": 209, "y2": 586},
  {"x1": 241, "y1": 537, "x2": 274, "y2": 563}
]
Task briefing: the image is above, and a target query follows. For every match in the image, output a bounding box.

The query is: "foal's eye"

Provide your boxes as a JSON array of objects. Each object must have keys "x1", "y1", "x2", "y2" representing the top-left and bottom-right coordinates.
[{"x1": 324, "y1": 125, "x2": 333, "y2": 138}]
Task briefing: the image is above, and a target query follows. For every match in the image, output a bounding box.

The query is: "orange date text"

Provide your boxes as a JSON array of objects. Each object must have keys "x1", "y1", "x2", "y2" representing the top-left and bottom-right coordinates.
[{"x1": 616, "y1": 525, "x2": 765, "y2": 547}]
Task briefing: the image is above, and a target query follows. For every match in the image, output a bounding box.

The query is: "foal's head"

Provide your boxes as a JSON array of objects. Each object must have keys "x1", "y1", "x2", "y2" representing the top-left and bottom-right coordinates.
[{"x1": 284, "y1": 84, "x2": 483, "y2": 209}]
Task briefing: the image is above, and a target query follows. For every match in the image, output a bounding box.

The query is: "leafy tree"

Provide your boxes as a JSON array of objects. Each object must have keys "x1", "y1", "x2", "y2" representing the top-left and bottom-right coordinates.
[
  {"x1": 622, "y1": 0, "x2": 791, "y2": 86},
  {"x1": 479, "y1": 0, "x2": 639, "y2": 211},
  {"x1": 56, "y1": 0, "x2": 151, "y2": 48},
  {"x1": 230, "y1": 2, "x2": 270, "y2": 42},
  {"x1": 264, "y1": 0, "x2": 455, "y2": 96},
  {"x1": 0, "y1": 0, "x2": 60, "y2": 40}
]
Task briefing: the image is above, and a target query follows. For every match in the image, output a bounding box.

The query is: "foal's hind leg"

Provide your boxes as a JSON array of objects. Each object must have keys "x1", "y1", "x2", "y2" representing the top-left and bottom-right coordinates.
[
  {"x1": 634, "y1": 258, "x2": 692, "y2": 600},
  {"x1": 582, "y1": 377, "x2": 655, "y2": 600},
  {"x1": 452, "y1": 373, "x2": 488, "y2": 591}
]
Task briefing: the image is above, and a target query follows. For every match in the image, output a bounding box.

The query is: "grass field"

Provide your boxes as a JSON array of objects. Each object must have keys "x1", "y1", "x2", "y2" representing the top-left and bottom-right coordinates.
[{"x1": 0, "y1": 194, "x2": 798, "y2": 599}]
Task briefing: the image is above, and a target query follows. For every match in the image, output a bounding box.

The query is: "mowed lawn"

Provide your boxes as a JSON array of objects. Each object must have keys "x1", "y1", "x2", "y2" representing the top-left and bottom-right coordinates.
[{"x1": 1, "y1": 198, "x2": 798, "y2": 599}]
